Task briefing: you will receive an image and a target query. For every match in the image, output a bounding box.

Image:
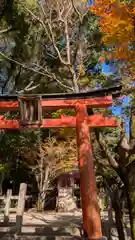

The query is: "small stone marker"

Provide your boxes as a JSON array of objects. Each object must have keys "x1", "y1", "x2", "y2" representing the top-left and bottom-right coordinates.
[
  {"x1": 4, "y1": 189, "x2": 12, "y2": 223},
  {"x1": 16, "y1": 183, "x2": 27, "y2": 235}
]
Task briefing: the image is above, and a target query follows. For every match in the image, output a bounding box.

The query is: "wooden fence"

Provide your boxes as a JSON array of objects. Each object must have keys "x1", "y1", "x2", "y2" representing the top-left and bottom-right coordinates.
[{"x1": 0, "y1": 183, "x2": 32, "y2": 235}]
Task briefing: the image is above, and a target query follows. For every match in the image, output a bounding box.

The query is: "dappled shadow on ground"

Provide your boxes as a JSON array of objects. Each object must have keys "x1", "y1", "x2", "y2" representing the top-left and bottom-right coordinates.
[
  {"x1": 0, "y1": 213, "x2": 131, "y2": 240},
  {"x1": 0, "y1": 214, "x2": 82, "y2": 239}
]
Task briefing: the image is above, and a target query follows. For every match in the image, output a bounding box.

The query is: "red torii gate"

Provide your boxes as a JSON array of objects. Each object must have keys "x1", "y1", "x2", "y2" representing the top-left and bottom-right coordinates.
[{"x1": 0, "y1": 87, "x2": 120, "y2": 240}]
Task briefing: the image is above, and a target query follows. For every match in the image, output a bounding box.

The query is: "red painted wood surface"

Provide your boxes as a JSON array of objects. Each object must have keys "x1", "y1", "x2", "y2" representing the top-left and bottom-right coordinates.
[
  {"x1": 0, "y1": 120, "x2": 20, "y2": 129},
  {"x1": 76, "y1": 104, "x2": 102, "y2": 239},
  {"x1": 0, "y1": 116, "x2": 4, "y2": 120},
  {"x1": 87, "y1": 114, "x2": 118, "y2": 127},
  {"x1": 0, "y1": 96, "x2": 112, "y2": 111},
  {"x1": 41, "y1": 96, "x2": 112, "y2": 108},
  {"x1": 0, "y1": 114, "x2": 118, "y2": 129},
  {"x1": 0, "y1": 101, "x2": 19, "y2": 111}
]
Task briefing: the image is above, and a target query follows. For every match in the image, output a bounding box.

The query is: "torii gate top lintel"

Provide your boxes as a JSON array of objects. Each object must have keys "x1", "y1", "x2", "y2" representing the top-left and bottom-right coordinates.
[
  {"x1": 0, "y1": 85, "x2": 121, "y2": 129},
  {"x1": 0, "y1": 84, "x2": 121, "y2": 100}
]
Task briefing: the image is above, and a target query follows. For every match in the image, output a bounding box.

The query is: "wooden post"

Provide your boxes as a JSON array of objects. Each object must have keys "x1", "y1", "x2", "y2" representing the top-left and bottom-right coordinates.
[
  {"x1": 76, "y1": 104, "x2": 104, "y2": 240},
  {"x1": 4, "y1": 189, "x2": 12, "y2": 223},
  {"x1": 16, "y1": 183, "x2": 27, "y2": 235}
]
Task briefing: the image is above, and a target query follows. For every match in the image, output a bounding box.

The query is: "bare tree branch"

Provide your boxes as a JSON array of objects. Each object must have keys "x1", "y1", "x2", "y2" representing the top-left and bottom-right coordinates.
[
  {"x1": 56, "y1": 0, "x2": 65, "y2": 21},
  {"x1": 51, "y1": 73, "x2": 73, "y2": 91},
  {"x1": 71, "y1": 0, "x2": 82, "y2": 20},
  {"x1": 25, "y1": 2, "x2": 71, "y2": 66},
  {"x1": 0, "y1": 52, "x2": 73, "y2": 91},
  {"x1": 64, "y1": 2, "x2": 73, "y2": 20},
  {"x1": 0, "y1": 52, "x2": 47, "y2": 76},
  {"x1": 24, "y1": 6, "x2": 52, "y2": 41},
  {"x1": 37, "y1": 1, "x2": 52, "y2": 41},
  {"x1": 47, "y1": 22, "x2": 69, "y2": 65},
  {"x1": 0, "y1": 26, "x2": 13, "y2": 35},
  {"x1": 71, "y1": 0, "x2": 88, "y2": 21},
  {"x1": 25, "y1": 1, "x2": 77, "y2": 68},
  {"x1": 64, "y1": 20, "x2": 71, "y2": 64},
  {"x1": 16, "y1": 81, "x2": 40, "y2": 93}
]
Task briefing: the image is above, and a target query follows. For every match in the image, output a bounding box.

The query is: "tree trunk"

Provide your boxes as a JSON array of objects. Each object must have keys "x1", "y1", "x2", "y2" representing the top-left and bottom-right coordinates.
[
  {"x1": 37, "y1": 164, "x2": 50, "y2": 211},
  {"x1": 105, "y1": 184, "x2": 125, "y2": 240},
  {"x1": 108, "y1": 195, "x2": 113, "y2": 224},
  {"x1": 0, "y1": 173, "x2": 4, "y2": 195},
  {"x1": 112, "y1": 200, "x2": 125, "y2": 240},
  {"x1": 106, "y1": 187, "x2": 113, "y2": 223},
  {"x1": 125, "y1": 162, "x2": 135, "y2": 240},
  {"x1": 41, "y1": 164, "x2": 49, "y2": 210},
  {"x1": 69, "y1": 66, "x2": 79, "y2": 93},
  {"x1": 105, "y1": 187, "x2": 113, "y2": 240}
]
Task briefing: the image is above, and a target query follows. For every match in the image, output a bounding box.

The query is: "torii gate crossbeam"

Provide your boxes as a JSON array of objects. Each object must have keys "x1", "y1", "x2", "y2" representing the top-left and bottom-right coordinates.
[{"x1": 0, "y1": 88, "x2": 120, "y2": 240}]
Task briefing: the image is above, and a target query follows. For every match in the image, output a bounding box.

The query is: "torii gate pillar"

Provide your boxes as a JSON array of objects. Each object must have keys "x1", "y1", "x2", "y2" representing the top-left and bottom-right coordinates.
[{"x1": 76, "y1": 104, "x2": 103, "y2": 239}]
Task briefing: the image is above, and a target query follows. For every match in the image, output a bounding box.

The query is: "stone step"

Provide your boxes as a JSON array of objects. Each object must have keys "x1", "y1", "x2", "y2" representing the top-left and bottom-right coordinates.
[
  {"x1": 0, "y1": 225, "x2": 81, "y2": 234},
  {"x1": 0, "y1": 225, "x2": 82, "y2": 240},
  {"x1": 1, "y1": 234, "x2": 83, "y2": 240}
]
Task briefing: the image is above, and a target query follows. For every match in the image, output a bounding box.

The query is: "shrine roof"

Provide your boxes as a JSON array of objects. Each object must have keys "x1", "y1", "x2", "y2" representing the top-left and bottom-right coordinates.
[{"x1": 57, "y1": 171, "x2": 80, "y2": 180}]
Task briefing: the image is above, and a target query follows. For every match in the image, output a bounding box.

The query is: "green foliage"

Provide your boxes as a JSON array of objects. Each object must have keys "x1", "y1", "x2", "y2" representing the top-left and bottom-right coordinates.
[
  {"x1": 25, "y1": 0, "x2": 37, "y2": 6},
  {"x1": 78, "y1": 76, "x2": 90, "y2": 86},
  {"x1": 101, "y1": 124, "x2": 121, "y2": 149},
  {"x1": 131, "y1": 118, "x2": 135, "y2": 138},
  {"x1": 52, "y1": 109, "x2": 75, "y2": 118},
  {"x1": 0, "y1": 163, "x2": 8, "y2": 173},
  {"x1": 36, "y1": 199, "x2": 42, "y2": 212},
  {"x1": 0, "y1": 0, "x2": 44, "y2": 93}
]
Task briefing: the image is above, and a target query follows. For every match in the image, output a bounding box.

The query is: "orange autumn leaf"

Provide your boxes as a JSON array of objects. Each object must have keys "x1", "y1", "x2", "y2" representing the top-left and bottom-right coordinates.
[{"x1": 90, "y1": 0, "x2": 135, "y2": 64}]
